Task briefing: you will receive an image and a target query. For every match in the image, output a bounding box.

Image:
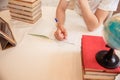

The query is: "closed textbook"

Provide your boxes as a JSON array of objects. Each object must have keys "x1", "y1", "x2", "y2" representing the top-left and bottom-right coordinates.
[
  {"x1": 81, "y1": 35, "x2": 120, "y2": 73},
  {"x1": 84, "y1": 74, "x2": 115, "y2": 80}
]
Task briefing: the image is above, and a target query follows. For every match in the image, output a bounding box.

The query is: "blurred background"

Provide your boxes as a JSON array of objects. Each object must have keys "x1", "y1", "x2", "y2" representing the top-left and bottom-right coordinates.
[
  {"x1": 0, "y1": 0, "x2": 59, "y2": 11},
  {"x1": 0, "y1": 0, "x2": 76, "y2": 11},
  {"x1": 0, "y1": 0, "x2": 9, "y2": 11}
]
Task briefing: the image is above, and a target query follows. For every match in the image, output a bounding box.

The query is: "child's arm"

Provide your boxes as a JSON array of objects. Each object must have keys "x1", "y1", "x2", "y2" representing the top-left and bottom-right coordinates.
[
  {"x1": 78, "y1": 0, "x2": 109, "y2": 31},
  {"x1": 54, "y1": 0, "x2": 69, "y2": 40}
]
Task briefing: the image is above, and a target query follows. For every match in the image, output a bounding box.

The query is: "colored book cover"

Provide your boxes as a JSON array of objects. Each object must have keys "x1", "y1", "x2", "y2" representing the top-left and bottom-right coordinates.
[{"x1": 81, "y1": 35, "x2": 120, "y2": 73}]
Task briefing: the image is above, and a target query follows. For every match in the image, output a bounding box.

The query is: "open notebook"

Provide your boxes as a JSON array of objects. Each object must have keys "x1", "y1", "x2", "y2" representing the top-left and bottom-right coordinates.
[
  {"x1": 28, "y1": 9, "x2": 88, "y2": 46},
  {"x1": 29, "y1": 24, "x2": 82, "y2": 46},
  {"x1": 28, "y1": 18, "x2": 83, "y2": 46}
]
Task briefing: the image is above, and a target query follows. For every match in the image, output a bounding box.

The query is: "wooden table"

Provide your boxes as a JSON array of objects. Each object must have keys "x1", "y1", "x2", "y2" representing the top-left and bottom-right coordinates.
[{"x1": 0, "y1": 6, "x2": 103, "y2": 80}]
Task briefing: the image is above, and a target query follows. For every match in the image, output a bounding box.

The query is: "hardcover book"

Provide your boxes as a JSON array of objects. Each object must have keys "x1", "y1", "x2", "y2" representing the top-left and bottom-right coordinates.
[
  {"x1": 0, "y1": 17, "x2": 16, "y2": 50},
  {"x1": 81, "y1": 35, "x2": 120, "y2": 73}
]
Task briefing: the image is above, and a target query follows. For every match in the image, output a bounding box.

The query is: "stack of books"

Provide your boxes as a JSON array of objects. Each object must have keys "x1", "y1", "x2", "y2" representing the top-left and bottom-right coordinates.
[
  {"x1": 81, "y1": 35, "x2": 120, "y2": 80},
  {"x1": 8, "y1": 0, "x2": 42, "y2": 23}
]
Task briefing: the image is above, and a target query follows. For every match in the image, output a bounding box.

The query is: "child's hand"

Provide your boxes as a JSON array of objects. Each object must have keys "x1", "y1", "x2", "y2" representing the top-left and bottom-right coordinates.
[{"x1": 54, "y1": 26, "x2": 67, "y2": 41}]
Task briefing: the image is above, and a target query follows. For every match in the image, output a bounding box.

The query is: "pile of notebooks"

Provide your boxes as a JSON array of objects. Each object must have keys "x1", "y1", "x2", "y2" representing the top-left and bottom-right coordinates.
[
  {"x1": 81, "y1": 35, "x2": 120, "y2": 80},
  {"x1": 8, "y1": 0, "x2": 42, "y2": 23}
]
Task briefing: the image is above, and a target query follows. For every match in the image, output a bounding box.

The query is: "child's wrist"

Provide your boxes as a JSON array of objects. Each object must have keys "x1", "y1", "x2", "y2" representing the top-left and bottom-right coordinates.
[
  {"x1": 57, "y1": 23, "x2": 64, "y2": 28},
  {"x1": 55, "y1": 18, "x2": 64, "y2": 28}
]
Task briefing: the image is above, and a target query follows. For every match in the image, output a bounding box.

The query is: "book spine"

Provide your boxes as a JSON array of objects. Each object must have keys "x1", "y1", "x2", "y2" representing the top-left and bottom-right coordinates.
[
  {"x1": 9, "y1": 0, "x2": 41, "y2": 8},
  {"x1": 84, "y1": 74, "x2": 115, "y2": 80},
  {"x1": 85, "y1": 71, "x2": 118, "y2": 76}
]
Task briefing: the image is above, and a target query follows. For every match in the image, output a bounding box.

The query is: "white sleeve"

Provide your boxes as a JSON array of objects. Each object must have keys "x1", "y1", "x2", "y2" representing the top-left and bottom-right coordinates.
[
  {"x1": 115, "y1": 74, "x2": 120, "y2": 80},
  {"x1": 98, "y1": 0, "x2": 119, "y2": 11}
]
